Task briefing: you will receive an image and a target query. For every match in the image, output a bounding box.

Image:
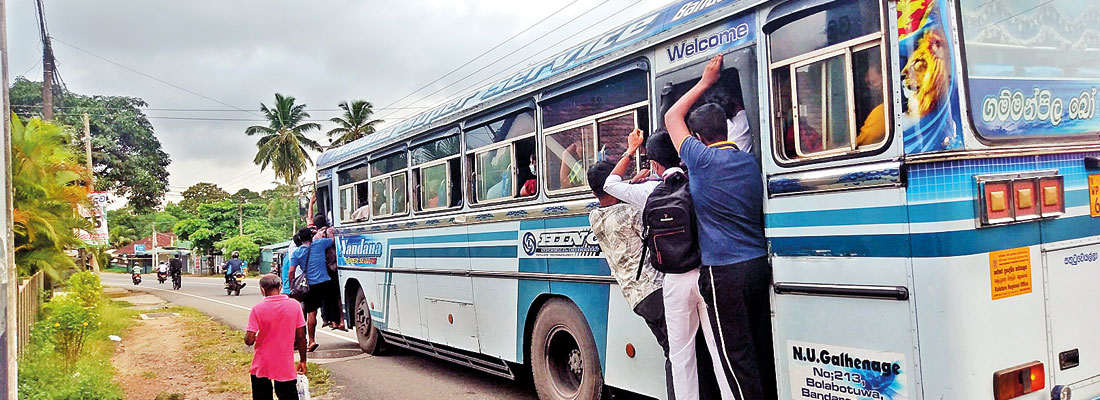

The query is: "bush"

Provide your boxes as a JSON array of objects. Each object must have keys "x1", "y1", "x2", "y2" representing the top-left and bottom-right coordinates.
[
  {"x1": 67, "y1": 271, "x2": 103, "y2": 308},
  {"x1": 38, "y1": 297, "x2": 99, "y2": 366}
]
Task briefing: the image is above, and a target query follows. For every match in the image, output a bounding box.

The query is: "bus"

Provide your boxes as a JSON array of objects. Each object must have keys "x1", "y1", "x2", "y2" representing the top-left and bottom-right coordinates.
[{"x1": 313, "y1": 0, "x2": 1100, "y2": 398}]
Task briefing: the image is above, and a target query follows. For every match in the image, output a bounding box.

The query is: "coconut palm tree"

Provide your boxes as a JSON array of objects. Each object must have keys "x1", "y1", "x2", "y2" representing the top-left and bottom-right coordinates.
[
  {"x1": 326, "y1": 100, "x2": 383, "y2": 147},
  {"x1": 11, "y1": 114, "x2": 92, "y2": 278},
  {"x1": 245, "y1": 94, "x2": 323, "y2": 186}
]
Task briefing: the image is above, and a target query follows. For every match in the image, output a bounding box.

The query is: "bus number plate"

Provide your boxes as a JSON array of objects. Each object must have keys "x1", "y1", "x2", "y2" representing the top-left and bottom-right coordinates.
[{"x1": 1090, "y1": 174, "x2": 1100, "y2": 217}]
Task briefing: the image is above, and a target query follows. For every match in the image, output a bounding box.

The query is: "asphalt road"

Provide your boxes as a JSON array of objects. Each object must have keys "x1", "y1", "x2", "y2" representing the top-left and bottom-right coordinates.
[{"x1": 100, "y1": 272, "x2": 536, "y2": 400}]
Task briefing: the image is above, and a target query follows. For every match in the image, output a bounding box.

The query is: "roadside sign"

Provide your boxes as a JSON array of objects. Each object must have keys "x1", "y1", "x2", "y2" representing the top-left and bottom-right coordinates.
[
  {"x1": 134, "y1": 244, "x2": 146, "y2": 253},
  {"x1": 76, "y1": 192, "x2": 110, "y2": 245},
  {"x1": 1089, "y1": 174, "x2": 1100, "y2": 217}
]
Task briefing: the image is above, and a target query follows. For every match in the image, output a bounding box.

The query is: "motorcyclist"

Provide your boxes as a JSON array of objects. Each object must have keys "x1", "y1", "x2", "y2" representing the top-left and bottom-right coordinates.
[
  {"x1": 131, "y1": 265, "x2": 142, "y2": 276},
  {"x1": 157, "y1": 261, "x2": 169, "y2": 275},
  {"x1": 224, "y1": 251, "x2": 247, "y2": 289},
  {"x1": 168, "y1": 253, "x2": 184, "y2": 285}
]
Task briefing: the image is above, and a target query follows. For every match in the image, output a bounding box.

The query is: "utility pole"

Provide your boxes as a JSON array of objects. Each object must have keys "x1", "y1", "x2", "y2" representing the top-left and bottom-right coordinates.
[
  {"x1": 238, "y1": 204, "x2": 243, "y2": 235},
  {"x1": 151, "y1": 220, "x2": 157, "y2": 272},
  {"x1": 83, "y1": 113, "x2": 99, "y2": 273},
  {"x1": 1, "y1": 0, "x2": 18, "y2": 395},
  {"x1": 35, "y1": 0, "x2": 52, "y2": 121}
]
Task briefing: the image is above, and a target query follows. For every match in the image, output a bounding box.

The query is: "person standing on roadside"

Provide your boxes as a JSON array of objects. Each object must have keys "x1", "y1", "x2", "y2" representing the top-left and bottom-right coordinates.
[
  {"x1": 282, "y1": 237, "x2": 302, "y2": 296},
  {"x1": 245, "y1": 274, "x2": 307, "y2": 400},
  {"x1": 664, "y1": 55, "x2": 775, "y2": 400},
  {"x1": 311, "y1": 214, "x2": 345, "y2": 331}
]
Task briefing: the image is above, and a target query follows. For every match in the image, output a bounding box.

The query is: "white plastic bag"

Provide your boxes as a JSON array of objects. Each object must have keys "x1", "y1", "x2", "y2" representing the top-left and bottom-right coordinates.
[{"x1": 296, "y1": 374, "x2": 311, "y2": 400}]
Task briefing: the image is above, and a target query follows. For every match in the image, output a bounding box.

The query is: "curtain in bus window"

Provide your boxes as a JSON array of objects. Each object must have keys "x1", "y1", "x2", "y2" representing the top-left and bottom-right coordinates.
[
  {"x1": 477, "y1": 147, "x2": 513, "y2": 201},
  {"x1": 545, "y1": 125, "x2": 595, "y2": 191},
  {"x1": 795, "y1": 55, "x2": 850, "y2": 154},
  {"x1": 541, "y1": 71, "x2": 648, "y2": 128},
  {"x1": 958, "y1": 0, "x2": 1100, "y2": 139},
  {"x1": 465, "y1": 111, "x2": 535, "y2": 150},
  {"x1": 421, "y1": 164, "x2": 448, "y2": 209}
]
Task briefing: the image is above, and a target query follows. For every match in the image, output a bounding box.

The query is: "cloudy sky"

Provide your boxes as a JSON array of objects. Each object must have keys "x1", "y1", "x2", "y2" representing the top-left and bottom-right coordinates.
[{"x1": 8, "y1": 0, "x2": 669, "y2": 206}]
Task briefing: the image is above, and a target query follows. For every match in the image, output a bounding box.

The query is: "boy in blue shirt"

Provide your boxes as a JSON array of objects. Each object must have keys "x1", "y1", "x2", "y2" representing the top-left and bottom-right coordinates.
[
  {"x1": 664, "y1": 55, "x2": 774, "y2": 400},
  {"x1": 287, "y1": 228, "x2": 339, "y2": 351}
]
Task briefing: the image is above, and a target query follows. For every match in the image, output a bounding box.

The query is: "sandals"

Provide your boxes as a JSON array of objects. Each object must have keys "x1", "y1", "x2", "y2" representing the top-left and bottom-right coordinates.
[{"x1": 308, "y1": 343, "x2": 319, "y2": 352}]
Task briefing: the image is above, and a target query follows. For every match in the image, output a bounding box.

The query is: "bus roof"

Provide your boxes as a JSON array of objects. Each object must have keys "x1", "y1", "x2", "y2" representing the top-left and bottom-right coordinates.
[{"x1": 317, "y1": 0, "x2": 754, "y2": 170}]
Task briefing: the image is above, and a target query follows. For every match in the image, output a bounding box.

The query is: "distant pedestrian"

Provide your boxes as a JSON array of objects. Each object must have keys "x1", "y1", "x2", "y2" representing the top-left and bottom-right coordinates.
[{"x1": 245, "y1": 274, "x2": 307, "y2": 400}]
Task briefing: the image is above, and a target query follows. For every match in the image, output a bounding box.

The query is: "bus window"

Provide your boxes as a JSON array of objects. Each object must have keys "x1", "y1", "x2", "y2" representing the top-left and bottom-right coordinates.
[
  {"x1": 768, "y1": 0, "x2": 887, "y2": 160},
  {"x1": 411, "y1": 134, "x2": 461, "y2": 211},
  {"x1": 369, "y1": 151, "x2": 408, "y2": 218},
  {"x1": 541, "y1": 70, "x2": 649, "y2": 193},
  {"x1": 958, "y1": 0, "x2": 1099, "y2": 141},
  {"x1": 337, "y1": 165, "x2": 369, "y2": 222},
  {"x1": 465, "y1": 110, "x2": 538, "y2": 204}
]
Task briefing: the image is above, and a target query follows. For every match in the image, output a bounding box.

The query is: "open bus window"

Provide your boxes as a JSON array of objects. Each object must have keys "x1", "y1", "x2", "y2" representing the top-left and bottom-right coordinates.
[
  {"x1": 369, "y1": 152, "x2": 408, "y2": 218},
  {"x1": 769, "y1": 0, "x2": 887, "y2": 161},
  {"x1": 337, "y1": 165, "x2": 370, "y2": 222},
  {"x1": 411, "y1": 134, "x2": 461, "y2": 211},
  {"x1": 541, "y1": 69, "x2": 649, "y2": 193},
  {"x1": 466, "y1": 109, "x2": 538, "y2": 204},
  {"x1": 663, "y1": 68, "x2": 749, "y2": 153}
]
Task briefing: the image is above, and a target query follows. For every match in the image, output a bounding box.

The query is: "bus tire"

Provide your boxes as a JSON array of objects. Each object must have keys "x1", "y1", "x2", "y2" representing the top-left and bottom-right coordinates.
[
  {"x1": 531, "y1": 298, "x2": 603, "y2": 400},
  {"x1": 354, "y1": 287, "x2": 383, "y2": 355}
]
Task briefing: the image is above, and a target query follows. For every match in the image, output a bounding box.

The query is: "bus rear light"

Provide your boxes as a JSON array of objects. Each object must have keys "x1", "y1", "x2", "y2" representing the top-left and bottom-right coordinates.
[
  {"x1": 625, "y1": 343, "x2": 636, "y2": 358},
  {"x1": 977, "y1": 172, "x2": 1063, "y2": 227},
  {"x1": 993, "y1": 361, "x2": 1044, "y2": 400}
]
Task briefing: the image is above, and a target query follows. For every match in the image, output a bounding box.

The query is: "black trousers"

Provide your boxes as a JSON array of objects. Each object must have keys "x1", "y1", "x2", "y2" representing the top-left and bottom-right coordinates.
[
  {"x1": 633, "y1": 290, "x2": 675, "y2": 400},
  {"x1": 250, "y1": 375, "x2": 297, "y2": 400},
  {"x1": 698, "y1": 256, "x2": 777, "y2": 400},
  {"x1": 304, "y1": 279, "x2": 341, "y2": 323}
]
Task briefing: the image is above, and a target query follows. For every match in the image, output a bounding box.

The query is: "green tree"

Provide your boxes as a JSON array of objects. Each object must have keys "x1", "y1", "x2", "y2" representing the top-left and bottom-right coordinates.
[
  {"x1": 326, "y1": 100, "x2": 383, "y2": 147},
  {"x1": 261, "y1": 184, "x2": 302, "y2": 236},
  {"x1": 11, "y1": 115, "x2": 92, "y2": 278},
  {"x1": 163, "y1": 202, "x2": 192, "y2": 221},
  {"x1": 245, "y1": 94, "x2": 322, "y2": 186},
  {"x1": 231, "y1": 188, "x2": 261, "y2": 204},
  {"x1": 215, "y1": 235, "x2": 261, "y2": 265},
  {"x1": 173, "y1": 200, "x2": 275, "y2": 255},
  {"x1": 10, "y1": 78, "x2": 171, "y2": 210},
  {"x1": 179, "y1": 182, "x2": 229, "y2": 212}
]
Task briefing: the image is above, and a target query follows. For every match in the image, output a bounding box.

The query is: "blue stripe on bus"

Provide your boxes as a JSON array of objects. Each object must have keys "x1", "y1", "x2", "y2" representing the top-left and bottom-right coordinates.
[
  {"x1": 392, "y1": 246, "x2": 517, "y2": 258},
  {"x1": 517, "y1": 276, "x2": 550, "y2": 363},
  {"x1": 549, "y1": 281, "x2": 609, "y2": 372},
  {"x1": 766, "y1": 206, "x2": 908, "y2": 227},
  {"x1": 907, "y1": 200, "x2": 974, "y2": 223},
  {"x1": 1042, "y1": 214, "x2": 1100, "y2": 243},
  {"x1": 544, "y1": 215, "x2": 592, "y2": 229},
  {"x1": 769, "y1": 234, "x2": 911, "y2": 258},
  {"x1": 389, "y1": 231, "x2": 516, "y2": 245},
  {"x1": 547, "y1": 258, "x2": 611, "y2": 276}
]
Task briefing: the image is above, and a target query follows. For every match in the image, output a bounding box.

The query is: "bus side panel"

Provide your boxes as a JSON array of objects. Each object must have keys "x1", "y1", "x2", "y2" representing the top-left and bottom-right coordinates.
[
  {"x1": 412, "y1": 225, "x2": 480, "y2": 353},
  {"x1": 465, "y1": 222, "x2": 521, "y2": 363},
  {"x1": 386, "y1": 230, "x2": 423, "y2": 338},
  {"x1": 604, "y1": 284, "x2": 668, "y2": 400},
  {"x1": 911, "y1": 252, "x2": 1048, "y2": 400}
]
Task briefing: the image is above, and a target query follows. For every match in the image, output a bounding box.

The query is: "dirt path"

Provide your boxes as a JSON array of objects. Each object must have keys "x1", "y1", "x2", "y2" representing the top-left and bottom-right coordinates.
[{"x1": 113, "y1": 315, "x2": 242, "y2": 400}]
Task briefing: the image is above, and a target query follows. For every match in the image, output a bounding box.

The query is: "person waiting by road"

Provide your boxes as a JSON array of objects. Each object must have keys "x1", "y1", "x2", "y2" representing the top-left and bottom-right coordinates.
[
  {"x1": 245, "y1": 274, "x2": 307, "y2": 400},
  {"x1": 224, "y1": 251, "x2": 247, "y2": 289},
  {"x1": 288, "y1": 228, "x2": 344, "y2": 351},
  {"x1": 282, "y1": 237, "x2": 302, "y2": 296},
  {"x1": 665, "y1": 55, "x2": 775, "y2": 400},
  {"x1": 312, "y1": 214, "x2": 346, "y2": 331}
]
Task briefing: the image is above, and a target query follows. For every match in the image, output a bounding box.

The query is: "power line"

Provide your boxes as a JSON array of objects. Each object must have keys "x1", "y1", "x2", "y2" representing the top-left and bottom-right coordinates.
[
  {"x1": 18, "y1": 104, "x2": 428, "y2": 112},
  {"x1": 381, "y1": 0, "x2": 638, "y2": 123},
  {"x1": 376, "y1": 0, "x2": 585, "y2": 117},
  {"x1": 51, "y1": 36, "x2": 260, "y2": 116}
]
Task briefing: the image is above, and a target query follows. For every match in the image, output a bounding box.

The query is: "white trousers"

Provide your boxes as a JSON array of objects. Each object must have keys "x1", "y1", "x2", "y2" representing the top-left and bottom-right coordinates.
[{"x1": 663, "y1": 268, "x2": 735, "y2": 400}]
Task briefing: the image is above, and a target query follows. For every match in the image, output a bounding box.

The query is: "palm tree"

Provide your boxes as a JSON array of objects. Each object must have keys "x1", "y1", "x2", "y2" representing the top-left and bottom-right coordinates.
[
  {"x1": 11, "y1": 115, "x2": 92, "y2": 278},
  {"x1": 326, "y1": 100, "x2": 383, "y2": 147},
  {"x1": 245, "y1": 94, "x2": 323, "y2": 186}
]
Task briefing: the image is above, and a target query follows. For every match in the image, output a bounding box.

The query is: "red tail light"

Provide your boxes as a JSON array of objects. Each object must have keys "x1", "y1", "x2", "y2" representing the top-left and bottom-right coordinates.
[{"x1": 994, "y1": 361, "x2": 1044, "y2": 400}]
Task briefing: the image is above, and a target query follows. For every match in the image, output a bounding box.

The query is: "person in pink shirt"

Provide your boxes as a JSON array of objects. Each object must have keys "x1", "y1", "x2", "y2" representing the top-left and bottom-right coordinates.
[{"x1": 246, "y1": 274, "x2": 308, "y2": 400}]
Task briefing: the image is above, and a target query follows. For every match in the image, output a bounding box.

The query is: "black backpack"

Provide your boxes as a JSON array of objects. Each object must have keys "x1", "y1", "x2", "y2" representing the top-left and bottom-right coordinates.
[{"x1": 638, "y1": 171, "x2": 701, "y2": 276}]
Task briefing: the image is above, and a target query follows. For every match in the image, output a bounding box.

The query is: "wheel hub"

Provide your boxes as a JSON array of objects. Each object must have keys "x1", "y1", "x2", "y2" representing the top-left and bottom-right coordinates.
[{"x1": 568, "y1": 349, "x2": 583, "y2": 375}]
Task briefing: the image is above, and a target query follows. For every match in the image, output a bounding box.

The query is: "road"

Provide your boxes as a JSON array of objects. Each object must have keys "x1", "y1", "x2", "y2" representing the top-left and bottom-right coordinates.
[{"x1": 101, "y1": 273, "x2": 536, "y2": 400}]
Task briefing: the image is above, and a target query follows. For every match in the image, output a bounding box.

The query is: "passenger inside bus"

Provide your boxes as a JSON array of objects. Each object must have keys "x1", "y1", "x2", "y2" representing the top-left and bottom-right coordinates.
[
  {"x1": 516, "y1": 141, "x2": 538, "y2": 197},
  {"x1": 855, "y1": 51, "x2": 887, "y2": 148},
  {"x1": 665, "y1": 69, "x2": 753, "y2": 154}
]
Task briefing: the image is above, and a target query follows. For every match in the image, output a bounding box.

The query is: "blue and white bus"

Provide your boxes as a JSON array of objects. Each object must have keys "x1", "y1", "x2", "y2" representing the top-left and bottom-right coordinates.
[{"x1": 314, "y1": 0, "x2": 1100, "y2": 398}]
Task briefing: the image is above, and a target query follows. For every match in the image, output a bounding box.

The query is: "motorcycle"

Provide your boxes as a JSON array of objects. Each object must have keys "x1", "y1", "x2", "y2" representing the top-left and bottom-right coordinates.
[
  {"x1": 171, "y1": 271, "x2": 182, "y2": 291},
  {"x1": 157, "y1": 270, "x2": 168, "y2": 284},
  {"x1": 226, "y1": 271, "x2": 246, "y2": 296},
  {"x1": 131, "y1": 273, "x2": 141, "y2": 285}
]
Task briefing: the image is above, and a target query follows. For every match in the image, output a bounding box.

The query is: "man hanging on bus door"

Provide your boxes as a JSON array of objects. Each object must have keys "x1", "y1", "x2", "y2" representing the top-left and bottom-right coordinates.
[{"x1": 665, "y1": 55, "x2": 776, "y2": 400}]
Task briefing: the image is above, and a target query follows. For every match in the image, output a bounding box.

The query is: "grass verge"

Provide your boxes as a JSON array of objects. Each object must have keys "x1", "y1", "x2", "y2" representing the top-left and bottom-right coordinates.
[
  {"x1": 167, "y1": 306, "x2": 333, "y2": 397},
  {"x1": 17, "y1": 299, "x2": 140, "y2": 400}
]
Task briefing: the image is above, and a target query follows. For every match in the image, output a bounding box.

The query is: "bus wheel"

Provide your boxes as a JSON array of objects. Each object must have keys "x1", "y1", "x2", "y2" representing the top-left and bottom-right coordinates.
[
  {"x1": 531, "y1": 298, "x2": 603, "y2": 400},
  {"x1": 354, "y1": 288, "x2": 383, "y2": 354}
]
